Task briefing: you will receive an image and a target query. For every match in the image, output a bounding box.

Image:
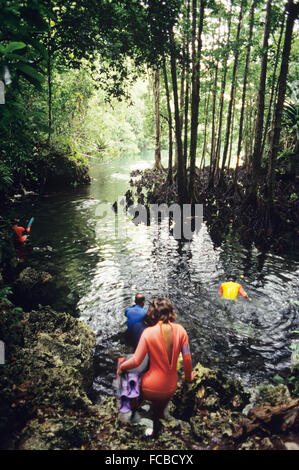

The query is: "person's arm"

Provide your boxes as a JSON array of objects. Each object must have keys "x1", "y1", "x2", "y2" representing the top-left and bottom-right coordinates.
[
  {"x1": 118, "y1": 332, "x2": 148, "y2": 373},
  {"x1": 238, "y1": 284, "x2": 248, "y2": 298},
  {"x1": 218, "y1": 285, "x2": 223, "y2": 296},
  {"x1": 181, "y1": 329, "x2": 193, "y2": 382}
]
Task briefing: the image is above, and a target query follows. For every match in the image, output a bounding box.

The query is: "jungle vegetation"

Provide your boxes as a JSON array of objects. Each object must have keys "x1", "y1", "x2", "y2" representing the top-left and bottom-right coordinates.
[{"x1": 0, "y1": 0, "x2": 298, "y2": 225}]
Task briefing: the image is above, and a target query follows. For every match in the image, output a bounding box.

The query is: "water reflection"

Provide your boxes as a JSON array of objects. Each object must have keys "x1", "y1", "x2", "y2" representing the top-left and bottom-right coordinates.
[
  {"x1": 4, "y1": 152, "x2": 299, "y2": 397},
  {"x1": 78, "y1": 160, "x2": 299, "y2": 395}
]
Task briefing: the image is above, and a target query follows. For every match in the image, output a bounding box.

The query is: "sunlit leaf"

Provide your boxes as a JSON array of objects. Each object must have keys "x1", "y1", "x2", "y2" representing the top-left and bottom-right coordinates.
[{"x1": 3, "y1": 42, "x2": 26, "y2": 55}]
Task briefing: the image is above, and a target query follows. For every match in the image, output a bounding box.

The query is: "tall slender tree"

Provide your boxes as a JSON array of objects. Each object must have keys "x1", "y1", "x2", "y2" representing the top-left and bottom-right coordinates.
[
  {"x1": 183, "y1": 0, "x2": 191, "y2": 169},
  {"x1": 248, "y1": 0, "x2": 272, "y2": 200},
  {"x1": 261, "y1": 11, "x2": 285, "y2": 158},
  {"x1": 153, "y1": 66, "x2": 163, "y2": 170},
  {"x1": 219, "y1": 0, "x2": 246, "y2": 185},
  {"x1": 210, "y1": 22, "x2": 221, "y2": 170},
  {"x1": 209, "y1": 1, "x2": 233, "y2": 187},
  {"x1": 201, "y1": 80, "x2": 211, "y2": 169},
  {"x1": 234, "y1": 0, "x2": 256, "y2": 187},
  {"x1": 189, "y1": 0, "x2": 205, "y2": 202},
  {"x1": 170, "y1": 29, "x2": 188, "y2": 204},
  {"x1": 163, "y1": 57, "x2": 173, "y2": 182},
  {"x1": 266, "y1": 0, "x2": 298, "y2": 206}
]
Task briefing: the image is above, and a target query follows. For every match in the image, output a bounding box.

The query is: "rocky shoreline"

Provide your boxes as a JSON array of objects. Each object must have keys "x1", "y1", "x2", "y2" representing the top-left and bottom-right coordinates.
[
  {"x1": 0, "y1": 304, "x2": 97, "y2": 450},
  {"x1": 0, "y1": 215, "x2": 298, "y2": 450},
  {"x1": 1, "y1": 276, "x2": 298, "y2": 450},
  {"x1": 0, "y1": 145, "x2": 91, "y2": 205}
]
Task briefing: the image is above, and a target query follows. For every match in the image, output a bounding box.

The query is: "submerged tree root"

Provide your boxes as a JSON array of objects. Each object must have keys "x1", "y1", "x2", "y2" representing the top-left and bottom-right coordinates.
[{"x1": 128, "y1": 165, "x2": 298, "y2": 254}]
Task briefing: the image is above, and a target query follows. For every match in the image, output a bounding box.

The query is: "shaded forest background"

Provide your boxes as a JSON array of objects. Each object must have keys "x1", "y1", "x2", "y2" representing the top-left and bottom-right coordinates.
[{"x1": 0, "y1": 0, "x2": 298, "y2": 231}]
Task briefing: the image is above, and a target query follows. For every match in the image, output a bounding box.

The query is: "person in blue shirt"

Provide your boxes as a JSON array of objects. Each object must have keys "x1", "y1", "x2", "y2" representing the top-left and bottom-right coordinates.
[{"x1": 125, "y1": 293, "x2": 148, "y2": 349}]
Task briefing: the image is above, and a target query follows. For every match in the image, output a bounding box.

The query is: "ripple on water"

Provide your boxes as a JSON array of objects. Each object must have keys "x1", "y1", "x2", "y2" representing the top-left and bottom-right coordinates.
[
  {"x1": 76, "y1": 214, "x2": 299, "y2": 394},
  {"x1": 6, "y1": 158, "x2": 298, "y2": 397}
]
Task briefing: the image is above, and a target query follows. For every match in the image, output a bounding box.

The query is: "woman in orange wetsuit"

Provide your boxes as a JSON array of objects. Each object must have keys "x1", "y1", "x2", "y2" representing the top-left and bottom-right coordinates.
[{"x1": 118, "y1": 297, "x2": 197, "y2": 436}]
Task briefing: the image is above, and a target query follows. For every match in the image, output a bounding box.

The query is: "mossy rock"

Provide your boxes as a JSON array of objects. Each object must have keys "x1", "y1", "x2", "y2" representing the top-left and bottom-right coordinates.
[
  {"x1": 173, "y1": 363, "x2": 250, "y2": 421},
  {"x1": 257, "y1": 383, "x2": 292, "y2": 406},
  {"x1": 36, "y1": 149, "x2": 91, "y2": 189},
  {"x1": 14, "y1": 268, "x2": 53, "y2": 308},
  {"x1": 0, "y1": 228, "x2": 18, "y2": 281},
  {"x1": 18, "y1": 413, "x2": 99, "y2": 450},
  {"x1": 88, "y1": 397, "x2": 194, "y2": 451},
  {"x1": 0, "y1": 306, "x2": 96, "y2": 448},
  {"x1": 16, "y1": 267, "x2": 52, "y2": 289}
]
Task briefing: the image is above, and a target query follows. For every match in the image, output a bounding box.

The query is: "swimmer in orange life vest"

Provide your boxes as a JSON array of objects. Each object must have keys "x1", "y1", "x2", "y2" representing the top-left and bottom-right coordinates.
[{"x1": 219, "y1": 278, "x2": 248, "y2": 300}]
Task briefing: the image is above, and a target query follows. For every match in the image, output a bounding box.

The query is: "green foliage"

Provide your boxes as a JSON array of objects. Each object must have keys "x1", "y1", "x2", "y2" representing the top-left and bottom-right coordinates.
[
  {"x1": 0, "y1": 303, "x2": 24, "y2": 356},
  {"x1": 273, "y1": 374, "x2": 284, "y2": 384},
  {"x1": 0, "y1": 1, "x2": 49, "y2": 91},
  {"x1": 0, "y1": 2, "x2": 50, "y2": 195},
  {"x1": 282, "y1": 102, "x2": 299, "y2": 148},
  {"x1": 0, "y1": 287, "x2": 13, "y2": 305},
  {"x1": 1, "y1": 0, "x2": 181, "y2": 196},
  {"x1": 273, "y1": 329, "x2": 299, "y2": 397},
  {"x1": 83, "y1": 78, "x2": 150, "y2": 158},
  {"x1": 0, "y1": 0, "x2": 297, "y2": 200},
  {"x1": 0, "y1": 162, "x2": 13, "y2": 193}
]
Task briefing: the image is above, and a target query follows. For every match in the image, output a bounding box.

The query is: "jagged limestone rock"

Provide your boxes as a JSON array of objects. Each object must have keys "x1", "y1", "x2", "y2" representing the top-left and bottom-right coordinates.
[
  {"x1": 0, "y1": 306, "x2": 96, "y2": 449},
  {"x1": 14, "y1": 268, "x2": 53, "y2": 309},
  {"x1": 18, "y1": 413, "x2": 99, "y2": 450},
  {"x1": 16, "y1": 267, "x2": 52, "y2": 289},
  {"x1": 1, "y1": 303, "x2": 297, "y2": 451},
  {"x1": 173, "y1": 362, "x2": 250, "y2": 421}
]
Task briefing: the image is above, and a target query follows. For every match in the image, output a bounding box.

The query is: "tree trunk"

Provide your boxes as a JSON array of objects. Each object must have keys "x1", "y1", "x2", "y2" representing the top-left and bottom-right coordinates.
[
  {"x1": 183, "y1": 0, "x2": 191, "y2": 170},
  {"x1": 219, "y1": 0, "x2": 245, "y2": 185},
  {"x1": 163, "y1": 57, "x2": 173, "y2": 183},
  {"x1": 261, "y1": 12, "x2": 285, "y2": 158},
  {"x1": 248, "y1": 0, "x2": 272, "y2": 200},
  {"x1": 153, "y1": 66, "x2": 163, "y2": 170},
  {"x1": 47, "y1": 29, "x2": 52, "y2": 145},
  {"x1": 210, "y1": 15, "x2": 221, "y2": 170},
  {"x1": 200, "y1": 83, "x2": 211, "y2": 170},
  {"x1": 227, "y1": 92, "x2": 237, "y2": 170},
  {"x1": 189, "y1": 0, "x2": 205, "y2": 202},
  {"x1": 244, "y1": 101, "x2": 254, "y2": 168},
  {"x1": 170, "y1": 30, "x2": 188, "y2": 204},
  {"x1": 210, "y1": 57, "x2": 219, "y2": 168},
  {"x1": 183, "y1": 70, "x2": 190, "y2": 170},
  {"x1": 210, "y1": 2, "x2": 233, "y2": 186},
  {"x1": 234, "y1": 0, "x2": 256, "y2": 188},
  {"x1": 266, "y1": 0, "x2": 298, "y2": 205},
  {"x1": 180, "y1": 63, "x2": 186, "y2": 139}
]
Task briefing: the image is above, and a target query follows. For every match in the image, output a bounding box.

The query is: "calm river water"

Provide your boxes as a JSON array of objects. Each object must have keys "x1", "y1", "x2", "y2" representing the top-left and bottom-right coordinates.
[{"x1": 8, "y1": 151, "x2": 299, "y2": 398}]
